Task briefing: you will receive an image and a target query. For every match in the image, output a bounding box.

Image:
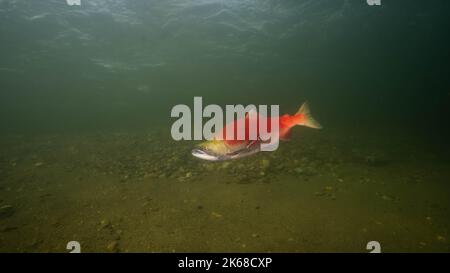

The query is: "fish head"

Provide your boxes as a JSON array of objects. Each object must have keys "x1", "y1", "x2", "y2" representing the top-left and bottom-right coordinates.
[
  {"x1": 192, "y1": 139, "x2": 261, "y2": 161},
  {"x1": 191, "y1": 140, "x2": 230, "y2": 161}
]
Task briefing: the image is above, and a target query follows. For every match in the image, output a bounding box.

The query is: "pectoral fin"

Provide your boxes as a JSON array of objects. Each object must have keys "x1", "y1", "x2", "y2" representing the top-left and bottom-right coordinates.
[{"x1": 279, "y1": 129, "x2": 292, "y2": 141}]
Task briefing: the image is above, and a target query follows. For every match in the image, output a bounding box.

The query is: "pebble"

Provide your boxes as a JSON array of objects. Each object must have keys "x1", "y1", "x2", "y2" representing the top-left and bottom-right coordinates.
[
  {"x1": 100, "y1": 219, "x2": 112, "y2": 230},
  {"x1": 0, "y1": 205, "x2": 14, "y2": 219},
  {"x1": 211, "y1": 212, "x2": 223, "y2": 218},
  {"x1": 381, "y1": 194, "x2": 393, "y2": 201},
  {"x1": 106, "y1": 241, "x2": 119, "y2": 252},
  {"x1": 34, "y1": 162, "x2": 44, "y2": 167}
]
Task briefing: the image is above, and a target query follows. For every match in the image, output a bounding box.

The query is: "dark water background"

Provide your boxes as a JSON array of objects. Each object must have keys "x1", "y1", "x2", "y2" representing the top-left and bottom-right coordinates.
[
  {"x1": 1, "y1": 0, "x2": 449, "y2": 135},
  {"x1": 1, "y1": 0, "x2": 450, "y2": 252}
]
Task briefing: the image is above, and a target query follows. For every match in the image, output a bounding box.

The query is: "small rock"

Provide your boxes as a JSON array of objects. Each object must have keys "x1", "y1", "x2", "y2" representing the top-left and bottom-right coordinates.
[
  {"x1": 251, "y1": 233, "x2": 259, "y2": 238},
  {"x1": 294, "y1": 167, "x2": 304, "y2": 174},
  {"x1": 211, "y1": 211, "x2": 223, "y2": 218},
  {"x1": 106, "y1": 241, "x2": 119, "y2": 252},
  {"x1": 381, "y1": 194, "x2": 393, "y2": 201},
  {"x1": 100, "y1": 219, "x2": 112, "y2": 230},
  {"x1": 0, "y1": 205, "x2": 14, "y2": 219},
  {"x1": 34, "y1": 162, "x2": 44, "y2": 167}
]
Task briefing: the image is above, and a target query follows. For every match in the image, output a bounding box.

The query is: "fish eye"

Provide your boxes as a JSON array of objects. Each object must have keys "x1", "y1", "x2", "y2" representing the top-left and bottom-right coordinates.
[{"x1": 197, "y1": 146, "x2": 210, "y2": 152}]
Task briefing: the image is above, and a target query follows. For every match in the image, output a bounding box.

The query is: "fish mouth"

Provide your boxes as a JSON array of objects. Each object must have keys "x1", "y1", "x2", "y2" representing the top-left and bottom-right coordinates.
[{"x1": 191, "y1": 148, "x2": 222, "y2": 161}]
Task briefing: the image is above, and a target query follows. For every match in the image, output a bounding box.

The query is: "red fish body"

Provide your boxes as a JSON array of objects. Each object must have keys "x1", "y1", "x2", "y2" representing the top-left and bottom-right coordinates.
[
  {"x1": 192, "y1": 102, "x2": 322, "y2": 161},
  {"x1": 217, "y1": 103, "x2": 321, "y2": 147}
]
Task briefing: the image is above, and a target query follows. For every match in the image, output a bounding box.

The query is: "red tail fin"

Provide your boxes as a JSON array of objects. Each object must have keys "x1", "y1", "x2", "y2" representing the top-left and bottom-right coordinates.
[{"x1": 295, "y1": 102, "x2": 322, "y2": 129}]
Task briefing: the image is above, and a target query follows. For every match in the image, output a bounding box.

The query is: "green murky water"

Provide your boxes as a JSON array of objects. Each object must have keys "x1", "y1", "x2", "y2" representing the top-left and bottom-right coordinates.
[{"x1": 0, "y1": 0, "x2": 449, "y2": 252}]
